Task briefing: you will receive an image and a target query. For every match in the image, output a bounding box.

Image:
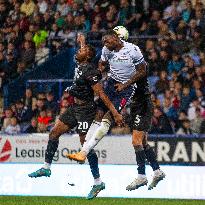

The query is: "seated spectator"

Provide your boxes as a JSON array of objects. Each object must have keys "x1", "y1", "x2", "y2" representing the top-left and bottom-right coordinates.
[
  {"x1": 180, "y1": 86, "x2": 192, "y2": 112},
  {"x1": 150, "y1": 106, "x2": 174, "y2": 134},
  {"x1": 4, "y1": 117, "x2": 21, "y2": 135},
  {"x1": 12, "y1": 61, "x2": 27, "y2": 79},
  {"x1": 20, "y1": 0, "x2": 35, "y2": 16},
  {"x1": 35, "y1": 42, "x2": 49, "y2": 65},
  {"x1": 1, "y1": 108, "x2": 13, "y2": 132},
  {"x1": 23, "y1": 87, "x2": 36, "y2": 109},
  {"x1": 168, "y1": 52, "x2": 184, "y2": 75},
  {"x1": 60, "y1": 90, "x2": 74, "y2": 108},
  {"x1": 20, "y1": 41, "x2": 36, "y2": 68},
  {"x1": 176, "y1": 119, "x2": 193, "y2": 135},
  {"x1": 25, "y1": 117, "x2": 38, "y2": 133},
  {"x1": 45, "y1": 91, "x2": 58, "y2": 114},
  {"x1": 33, "y1": 98, "x2": 47, "y2": 116},
  {"x1": 15, "y1": 100, "x2": 33, "y2": 123},
  {"x1": 163, "y1": 97, "x2": 178, "y2": 121},
  {"x1": 37, "y1": 110, "x2": 52, "y2": 127},
  {"x1": 155, "y1": 70, "x2": 169, "y2": 95},
  {"x1": 190, "y1": 107, "x2": 203, "y2": 133},
  {"x1": 188, "y1": 97, "x2": 203, "y2": 120}
]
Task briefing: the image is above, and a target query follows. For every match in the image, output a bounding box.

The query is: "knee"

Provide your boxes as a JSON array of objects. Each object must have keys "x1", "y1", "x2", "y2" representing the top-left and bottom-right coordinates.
[
  {"x1": 132, "y1": 130, "x2": 144, "y2": 146},
  {"x1": 49, "y1": 120, "x2": 69, "y2": 140},
  {"x1": 49, "y1": 128, "x2": 60, "y2": 140}
]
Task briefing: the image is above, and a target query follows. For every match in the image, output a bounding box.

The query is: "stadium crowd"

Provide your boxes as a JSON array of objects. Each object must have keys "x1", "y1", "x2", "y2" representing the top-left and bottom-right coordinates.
[{"x1": 0, "y1": 0, "x2": 205, "y2": 135}]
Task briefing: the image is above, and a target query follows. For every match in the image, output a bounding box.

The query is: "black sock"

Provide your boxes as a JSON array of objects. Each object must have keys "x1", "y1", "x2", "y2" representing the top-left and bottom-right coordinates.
[
  {"x1": 45, "y1": 139, "x2": 59, "y2": 164},
  {"x1": 144, "y1": 144, "x2": 160, "y2": 171},
  {"x1": 87, "y1": 149, "x2": 100, "y2": 179},
  {"x1": 134, "y1": 145, "x2": 146, "y2": 175}
]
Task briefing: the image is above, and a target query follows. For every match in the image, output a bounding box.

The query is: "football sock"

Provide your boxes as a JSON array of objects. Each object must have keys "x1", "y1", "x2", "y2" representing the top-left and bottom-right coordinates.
[
  {"x1": 134, "y1": 145, "x2": 146, "y2": 175},
  {"x1": 94, "y1": 177, "x2": 102, "y2": 185},
  {"x1": 85, "y1": 121, "x2": 101, "y2": 142},
  {"x1": 144, "y1": 144, "x2": 160, "y2": 171},
  {"x1": 45, "y1": 139, "x2": 59, "y2": 164},
  {"x1": 81, "y1": 119, "x2": 111, "y2": 155},
  {"x1": 87, "y1": 149, "x2": 100, "y2": 180},
  {"x1": 43, "y1": 162, "x2": 51, "y2": 169}
]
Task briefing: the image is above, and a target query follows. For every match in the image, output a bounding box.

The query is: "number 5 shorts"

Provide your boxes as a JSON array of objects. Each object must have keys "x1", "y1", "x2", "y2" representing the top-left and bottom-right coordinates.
[{"x1": 129, "y1": 97, "x2": 153, "y2": 132}]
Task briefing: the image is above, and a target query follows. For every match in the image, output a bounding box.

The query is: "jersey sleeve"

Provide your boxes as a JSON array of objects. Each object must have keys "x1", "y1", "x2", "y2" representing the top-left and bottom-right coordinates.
[
  {"x1": 85, "y1": 68, "x2": 102, "y2": 86},
  {"x1": 131, "y1": 45, "x2": 145, "y2": 66}
]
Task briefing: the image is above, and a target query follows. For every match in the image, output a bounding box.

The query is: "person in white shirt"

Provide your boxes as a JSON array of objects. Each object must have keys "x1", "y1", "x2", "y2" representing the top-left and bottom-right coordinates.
[{"x1": 5, "y1": 117, "x2": 21, "y2": 135}]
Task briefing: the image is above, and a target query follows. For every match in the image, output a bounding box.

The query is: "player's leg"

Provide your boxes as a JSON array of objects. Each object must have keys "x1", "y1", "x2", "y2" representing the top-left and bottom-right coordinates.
[
  {"x1": 143, "y1": 133, "x2": 165, "y2": 190},
  {"x1": 126, "y1": 99, "x2": 152, "y2": 190},
  {"x1": 67, "y1": 79, "x2": 134, "y2": 162},
  {"x1": 28, "y1": 119, "x2": 70, "y2": 177},
  {"x1": 79, "y1": 133, "x2": 105, "y2": 200},
  {"x1": 126, "y1": 130, "x2": 148, "y2": 191},
  {"x1": 28, "y1": 107, "x2": 76, "y2": 178},
  {"x1": 67, "y1": 111, "x2": 112, "y2": 162}
]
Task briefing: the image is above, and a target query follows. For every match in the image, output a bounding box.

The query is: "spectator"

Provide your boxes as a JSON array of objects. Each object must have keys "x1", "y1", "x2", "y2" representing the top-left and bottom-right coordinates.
[
  {"x1": 155, "y1": 70, "x2": 169, "y2": 95},
  {"x1": 20, "y1": 42, "x2": 34, "y2": 68},
  {"x1": 191, "y1": 107, "x2": 203, "y2": 133},
  {"x1": 180, "y1": 86, "x2": 192, "y2": 112},
  {"x1": 1, "y1": 108, "x2": 13, "y2": 131},
  {"x1": 20, "y1": 0, "x2": 35, "y2": 16},
  {"x1": 25, "y1": 117, "x2": 38, "y2": 133},
  {"x1": 176, "y1": 119, "x2": 193, "y2": 135},
  {"x1": 150, "y1": 106, "x2": 174, "y2": 134},
  {"x1": 5, "y1": 117, "x2": 21, "y2": 135},
  {"x1": 188, "y1": 97, "x2": 203, "y2": 120},
  {"x1": 45, "y1": 91, "x2": 58, "y2": 114}
]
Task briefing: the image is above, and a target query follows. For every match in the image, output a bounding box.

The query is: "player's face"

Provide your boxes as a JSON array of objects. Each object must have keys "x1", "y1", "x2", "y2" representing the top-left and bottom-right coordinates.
[
  {"x1": 76, "y1": 47, "x2": 89, "y2": 63},
  {"x1": 103, "y1": 35, "x2": 118, "y2": 51}
]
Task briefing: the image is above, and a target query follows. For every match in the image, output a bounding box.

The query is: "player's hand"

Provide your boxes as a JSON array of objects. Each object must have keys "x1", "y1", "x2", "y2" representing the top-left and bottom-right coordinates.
[
  {"x1": 113, "y1": 113, "x2": 124, "y2": 127},
  {"x1": 115, "y1": 83, "x2": 127, "y2": 92}
]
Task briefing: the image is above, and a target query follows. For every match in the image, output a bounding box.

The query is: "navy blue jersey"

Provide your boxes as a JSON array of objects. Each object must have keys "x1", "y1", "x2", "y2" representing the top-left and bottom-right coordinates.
[{"x1": 69, "y1": 63, "x2": 102, "y2": 102}]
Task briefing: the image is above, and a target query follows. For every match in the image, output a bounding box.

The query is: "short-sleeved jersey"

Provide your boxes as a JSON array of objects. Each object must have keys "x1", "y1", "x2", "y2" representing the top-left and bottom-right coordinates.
[
  {"x1": 101, "y1": 41, "x2": 145, "y2": 83},
  {"x1": 101, "y1": 41, "x2": 150, "y2": 100},
  {"x1": 69, "y1": 63, "x2": 102, "y2": 102}
]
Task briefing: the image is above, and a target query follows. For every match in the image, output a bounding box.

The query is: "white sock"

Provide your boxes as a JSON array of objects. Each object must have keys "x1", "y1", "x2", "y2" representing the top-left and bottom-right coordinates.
[
  {"x1": 81, "y1": 119, "x2": 111, "y2": 155},
  {"x1": 138, "y1": 174, "x2": 146, "y2": 179},
  {"x1": 43, "y1": 162, "x2": 51, "y2": 169},
  {"x1": 154, "y1": 169, "x2": 161, "y2": 175},
  {"x1": 94, "y1": 177, "x2": 102, "y2": 185},
  {"x1": 85, "y1": 121, "x2": 101, "y2": 142}
]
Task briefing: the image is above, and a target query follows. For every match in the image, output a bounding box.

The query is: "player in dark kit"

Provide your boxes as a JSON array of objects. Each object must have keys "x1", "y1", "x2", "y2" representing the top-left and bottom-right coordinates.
[
  {"x1": 68, "y1": 30, "x2": 165, "y2": 190},
  {"x1": 28, "y1": 44, "x2": 123, "y2": 199}
]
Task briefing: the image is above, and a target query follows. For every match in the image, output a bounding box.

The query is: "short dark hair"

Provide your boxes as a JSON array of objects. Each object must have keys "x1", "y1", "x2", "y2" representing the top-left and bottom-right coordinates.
[
  {"x1": 86, "y1": 44, "x2": 96, "y2": 62},
  {"x1": 102, "y1": 29, "x2": 118, "y2": 38}
]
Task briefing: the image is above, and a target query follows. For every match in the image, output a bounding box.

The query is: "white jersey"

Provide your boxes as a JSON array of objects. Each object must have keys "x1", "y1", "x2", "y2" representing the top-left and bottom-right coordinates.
[{"x1": 101, "y1": 41, "x2": 145, "y2": 83}]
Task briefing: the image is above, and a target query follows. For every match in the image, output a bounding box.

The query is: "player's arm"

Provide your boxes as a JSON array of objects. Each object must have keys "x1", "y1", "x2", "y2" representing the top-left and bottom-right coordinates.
[
  {"x1": 92, "y1": 83, "x2": 123, "y2": 126},
  {"x1": 99, "y1": 46, "x2": 109, "y2": 72},
  {"x1": 98, "y1": 59, "x2": 108, "y2": 72},
  {"x1": 115, "y1": 45, "x2": 146, "y2": 92},
  {"x1": 115, "y1": 62, "x2": 146, "y2": 92}
]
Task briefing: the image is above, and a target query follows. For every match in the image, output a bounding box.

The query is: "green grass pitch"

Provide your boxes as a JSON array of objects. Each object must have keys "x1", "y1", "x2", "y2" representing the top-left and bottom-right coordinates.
[{"x1": 0, "y1": 196, "x2": 204, "y2": 205}]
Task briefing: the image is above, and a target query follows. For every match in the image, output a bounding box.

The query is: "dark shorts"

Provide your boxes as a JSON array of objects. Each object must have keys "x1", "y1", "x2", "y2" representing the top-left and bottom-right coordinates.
[
  {"x1": 59, "y1": 102, "x2": 96, "y2": 134},
  {"x1": 129, "y1": 97, "x2": 153, "y2": 132},
  {"x1": 100, "y1": 78, "x2": 135, "y2": 112}
]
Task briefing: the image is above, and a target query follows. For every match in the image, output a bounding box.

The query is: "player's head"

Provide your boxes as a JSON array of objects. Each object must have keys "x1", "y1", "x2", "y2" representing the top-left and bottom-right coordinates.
[
  {"x1": 76, "y1": 45, "x2": 96, "y2": 63},
  {"x1": 102, "y1": 30, "x2": 122, "y2": 51}
]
